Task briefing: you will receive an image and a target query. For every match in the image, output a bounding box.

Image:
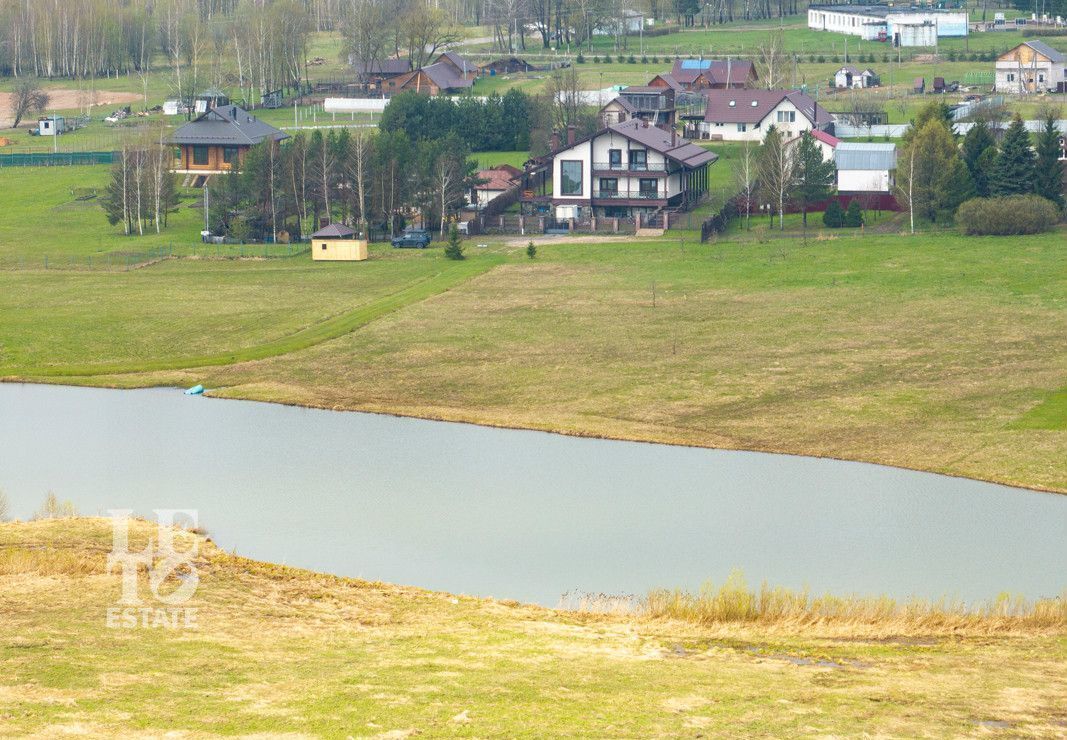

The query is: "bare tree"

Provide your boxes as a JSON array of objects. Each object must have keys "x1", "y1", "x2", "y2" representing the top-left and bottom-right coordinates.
[
  {"x1": 10, "y1": 80, "x2": 49, "y2": 128},
  {"x1": 544, "y1": 65, "x2": 584, "y2": 130},
  {"x1": 351, "y1": 130, "x2": 370, "y2": 228},
  {"x1": 733, "y1": 140, "x2": 758, "y2": 230},
  {"x1": 755, "y1": 30, "x2": 787, "y2": 90},
  {"x1": 757, "y1": 125, "x2": 794, "y2": 230},
  {"x1": 896, "y1": 145, "x2": 916, "y2": 235},
  {"x1": 402, "y1": 1, "x2": 459, "y2": 69}
]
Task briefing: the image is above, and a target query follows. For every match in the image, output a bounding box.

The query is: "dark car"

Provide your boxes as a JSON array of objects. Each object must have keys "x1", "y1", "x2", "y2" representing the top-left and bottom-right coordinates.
[{"x1": 391, "y1": 229, "x2": 431, "y2": 249}]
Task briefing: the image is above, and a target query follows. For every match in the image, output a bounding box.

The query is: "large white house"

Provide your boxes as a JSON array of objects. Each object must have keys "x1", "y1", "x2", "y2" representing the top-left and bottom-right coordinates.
[
  {"x1": 522, "y1": 119, "x2": 717, "y2": 222},
  {"x1": 995, "y1": 40, "x2": 1067, "y2": 94},
  {"x1": 807, "y1": 4, "x2": 967, "y2": 45},
  {"x1": 692, "y1": 90, "x2": 833, "y2": 142}
]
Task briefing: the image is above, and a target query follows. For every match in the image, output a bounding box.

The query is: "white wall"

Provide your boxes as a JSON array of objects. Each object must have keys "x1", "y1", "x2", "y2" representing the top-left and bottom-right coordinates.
[
  {"x1": 995, "y1": 61, "x2": 1066, "y2": 92},
  {"x1": 838, "y1": 169, "x2": 892, "y2": 193},
  {"x1": 699, "y1": 100, "x2": 813, "y2": 142}
]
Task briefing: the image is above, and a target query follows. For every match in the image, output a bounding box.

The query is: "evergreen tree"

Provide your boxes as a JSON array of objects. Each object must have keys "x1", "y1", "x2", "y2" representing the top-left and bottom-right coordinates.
[
  {"x1": 792, "y1": 132, "x2": 837, "y2": 227},
  {"x1": 444, "y1": 223, "x2": 464, "y2": 260},
  {"x1": 844, "y1": 199, "x2": 863, "y2": 227},
  {"x1": 896, "y1": 118, "x2": 968, "y2": 222},
  {"x1": 990, "y1": 116, "x2": 1035, "y2": 197},
  {"x1": 526, "y1": 241, "x2": 537, "y2": 259},
  {"x1": 939, "y1": 156, "x2": 976, "y2": 218},
  {"x1": 961, "y1": 120, "x2": 996, "y2": 197},
  {"x1": 1032, "y1": 112, "x2": 1065, "y2": 210},
  {"x1": 902, "y1": 100, "x2": 956, "y2": 146},
  {"x1": 822, "y1": 199, "x2": 844, "y2": 228}
]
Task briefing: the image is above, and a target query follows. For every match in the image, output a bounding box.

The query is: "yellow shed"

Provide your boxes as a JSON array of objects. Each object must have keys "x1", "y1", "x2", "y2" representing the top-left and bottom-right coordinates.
[{"x1": 311, "y1": 223, "x2": 369, "y2": 261}]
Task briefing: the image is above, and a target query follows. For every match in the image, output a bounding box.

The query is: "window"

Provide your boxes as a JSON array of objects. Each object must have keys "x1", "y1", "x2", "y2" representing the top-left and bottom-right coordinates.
[
  {"x1": 223, "y1": 146, "x2": 239, "y2": 165},
  {"x1": 737, "y1": 123, "x2": 747, "y2": 132},
  {"x1": 777, "y1": 110, "x2": 796, "y2": 123},
  {"x1": 192, "y1": 146, "x2": 209, "y2": 166},
  {"x1": 560, "y1": 160, "x2": 583, "y2": 195},
  {"x1": 608, "y1": 149, "x2": 622, "y2": 168},
  {"x1": 321, "y1": 244, "x2": 327, "y2": 250},
  {"x1": 639, "y1": 178, "x2": 658, "y2": 195},
  {"x1": 628, "y1": 149, "x2": 647, "y2": 170},
  {"x1": 599, "y1": 177, "x2": 618, "y2": 194},
  {"x1": 1007, "y1": 73, "x2": 1015, "y2": 82},
  {"x1": 1038, "y1": 73, "x2": 1045, "y2": 82}
]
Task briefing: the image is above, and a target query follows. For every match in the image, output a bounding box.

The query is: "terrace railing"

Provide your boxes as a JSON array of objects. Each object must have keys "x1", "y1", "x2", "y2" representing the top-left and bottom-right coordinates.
[
  {"x1": 593, "y1": 189, "x2": 664, "y2": 199},
  {"x1": 592, "y1": 161, "x2": 669, "y2": 172}
]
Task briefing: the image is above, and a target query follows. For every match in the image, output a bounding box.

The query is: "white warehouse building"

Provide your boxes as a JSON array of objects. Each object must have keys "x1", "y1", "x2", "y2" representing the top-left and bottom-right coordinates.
[{"x1": 808, "y1": 4, "x2": 968, "y2": 46}]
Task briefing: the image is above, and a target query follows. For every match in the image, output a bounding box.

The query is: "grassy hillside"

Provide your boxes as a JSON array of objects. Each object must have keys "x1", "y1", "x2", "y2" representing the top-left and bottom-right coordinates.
[
  {"x1": 1, "y1": 168, "x2": 1065, "y2": 490},
  {"x1": 1, "y1": 518, "x2": 1065, "y2": 736}
]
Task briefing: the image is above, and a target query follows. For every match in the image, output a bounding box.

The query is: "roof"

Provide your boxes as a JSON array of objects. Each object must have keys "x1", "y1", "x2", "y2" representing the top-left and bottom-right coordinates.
[
  {"x1": 172, "y1": 106, "x2": 289, "y2": 147},
  {"x1": 1013, "y1": 40, "x2": 1067, "y2": 63},
  {"x1": 475, "y1": 168, "x2": 519, "y2": 191},
  {"x1": 404, "y1": 61, "x2": 474, "y2": 91},
  {"x1": 605, "y1": 119, "x2": 717, "y2": 168},
  {"x1": 354, "y1": 58, "x2": 411, "y2": 76},
  {"x1": 811, "y1": 129, "x2": 841, "y2": 148},
  {"x1": 603, "y1": 96, "x2": 638, "y2": 113},
  {"x1": 648, "y1": 73, "x2": 683, "y2": 91},
  {"x1": 311, "y1": 223, "x2": 357, "y2": 238},
  {"x1": 836, "y1": 65, "x2": 862, "y2": 75},
  {"x1": 437, "y1": 51, "x2": 475, "y2": 75},
  {"x1": 670, "y1": 59, "x2": 755, "y2": 85},
  {"x1": 834, "y1": 142, "x2": 897, "y2": 171},
  {"x1": 702, "y1": 90, "x2": 833, "y2": 126}
]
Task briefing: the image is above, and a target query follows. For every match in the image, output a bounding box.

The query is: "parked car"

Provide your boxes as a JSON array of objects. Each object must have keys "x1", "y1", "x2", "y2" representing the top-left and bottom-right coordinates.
[{"x1": 391, "y1": 229, "x2": 431, "y2": 248}]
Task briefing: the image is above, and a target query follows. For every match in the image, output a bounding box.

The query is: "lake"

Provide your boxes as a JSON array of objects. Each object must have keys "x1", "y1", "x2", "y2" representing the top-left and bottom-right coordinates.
[{"x1": 1, "y1": 382, "x2": 1064, "y2": 605}]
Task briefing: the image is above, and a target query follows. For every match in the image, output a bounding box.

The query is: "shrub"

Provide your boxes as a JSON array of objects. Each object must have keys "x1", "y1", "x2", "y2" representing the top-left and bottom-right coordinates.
[
  {"x1": 444, "y1": 223, "x2": 465, "y2": 259},
  {"x1": 576, "y1": 52, "x2": 585, "y2": 63},
  {"x1": 844, "y1": 199, "x2": 864, "y2": 227},
  {"x1": 956, "y1": 195, "x2": 1061, "y2": 235},
  {"x1": 592, "y1": 55, "x2": 601, "y2": 63},
  {"x1": 816, "y1": 54, "x2": 825, "y2": 63},
  {"x1": 627, "y1": 54, "x2": 637, "y2": 64},
  {"x1": 823, "y1": 200, "x2": 844, "y2": 228},
  {"x1": 640, "y1": 55, "x2": 649, "y2": 64},
  {"x1": 882, "y1": 53, "x2": 889, "y2": 63},
  {"x1": 831, "y1": 55, "x2": 840, "y2": 63},
  {"x1": 651, "y1": 55, "x2": 660, "y2": 63},
  {"x1": 526, "y1": 241, "x2": 537, "y2": 259},
  {"x1": 34, "y1": 491, "x2": 77, "y2": 520}
]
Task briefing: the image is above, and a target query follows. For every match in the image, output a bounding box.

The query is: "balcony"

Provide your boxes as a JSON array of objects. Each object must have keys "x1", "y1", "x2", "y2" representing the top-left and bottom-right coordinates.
[
  {"x1": 593, "y1": 189, "x2": 665, "y2": 200},
  {"x1": 593, "y1": 161, "x2": 669, "y2": 173}
]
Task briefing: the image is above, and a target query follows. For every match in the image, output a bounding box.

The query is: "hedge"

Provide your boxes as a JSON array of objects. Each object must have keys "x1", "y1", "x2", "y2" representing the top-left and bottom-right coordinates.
[{"x1": 956, "y1": 195, "x2": 1062, "y2": 236}]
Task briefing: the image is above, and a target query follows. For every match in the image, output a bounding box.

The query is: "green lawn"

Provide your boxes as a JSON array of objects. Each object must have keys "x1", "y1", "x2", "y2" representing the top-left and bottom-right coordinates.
[{"x1": 472, "y1": 150, "x2": 529, "y2": 169}]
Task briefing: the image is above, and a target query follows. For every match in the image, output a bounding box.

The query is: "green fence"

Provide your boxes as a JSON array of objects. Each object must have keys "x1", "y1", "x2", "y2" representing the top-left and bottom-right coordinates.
[{"x1": 0, "y1": 151, "x2": 117, "y2": 168}]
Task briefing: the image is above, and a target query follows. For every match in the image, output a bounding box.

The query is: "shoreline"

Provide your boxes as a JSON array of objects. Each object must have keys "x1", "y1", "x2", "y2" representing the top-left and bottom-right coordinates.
[{"x1": 4, "y1": 375, "x2": 1065, "y2": 497}]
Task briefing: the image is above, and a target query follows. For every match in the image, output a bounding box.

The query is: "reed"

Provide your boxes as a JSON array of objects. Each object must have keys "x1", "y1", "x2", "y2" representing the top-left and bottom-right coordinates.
[{"x1": 642, "y1": 572, "x2": 1067, "y2": 632}]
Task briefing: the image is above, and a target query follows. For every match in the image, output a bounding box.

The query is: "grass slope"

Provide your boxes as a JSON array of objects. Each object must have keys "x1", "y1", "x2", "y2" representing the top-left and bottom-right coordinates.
[{"x1": 1, "y1": 518, "x2": 1065, "y2": 737}]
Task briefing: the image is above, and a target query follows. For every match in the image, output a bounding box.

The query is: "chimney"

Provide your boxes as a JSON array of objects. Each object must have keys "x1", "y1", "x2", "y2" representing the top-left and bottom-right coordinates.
[
  {"x1": 671, "y1": 128, "x2": 677, "y2": 146},
  {"x1": 550, "y1": 130, "x2": 560, "y2": 151},
  {"x1": 566, "y1": 125, "x2": 576, "y2": 146}
]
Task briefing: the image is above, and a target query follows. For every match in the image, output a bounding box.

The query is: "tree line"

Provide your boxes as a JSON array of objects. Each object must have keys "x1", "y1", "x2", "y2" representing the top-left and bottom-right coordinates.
[{"x1": 378, "y1": 90, "x2": 536, "y2": 153}]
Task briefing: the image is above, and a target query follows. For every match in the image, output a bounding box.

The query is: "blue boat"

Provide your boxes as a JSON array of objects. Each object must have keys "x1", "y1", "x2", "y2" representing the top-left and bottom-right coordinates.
[{"x1": 184, "y1": 384, "x2": 204, "y2": 396}]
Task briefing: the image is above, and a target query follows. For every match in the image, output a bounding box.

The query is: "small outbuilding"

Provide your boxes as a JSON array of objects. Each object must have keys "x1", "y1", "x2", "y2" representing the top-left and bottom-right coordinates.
[
  {"x1": 37, "y1": 115, "x2": 65, "y2": 136},
  {"x1": 311, "y1": 223, "x2": 368, "y2": 261},
  {"x1": 833, "y1": 66, "x2": 880, "y2": 89}
]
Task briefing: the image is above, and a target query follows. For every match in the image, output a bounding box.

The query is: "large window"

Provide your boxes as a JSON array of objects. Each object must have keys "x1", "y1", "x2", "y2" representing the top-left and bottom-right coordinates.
[
  {"x1": 608, "y1": 149, "x2": 622, "y2": 168},
  {"x1": 639, "y1": 178, "x2": 658, "y2": 195},
  {"x1": 560, "y1": 160, "x2": 583, "y2": 195},
  {"x1": 598, "y1": 177, "x2": 618, "y2": 194},
  {"x1": 223, "y1": 146, "x2": 239, "y2": 165},
  {"x1": 192, "y1": 146, "x2": 209, "y2": 166},
  {"x1": 628, "y1": 149, "x2": 647, "y2": 170},
  {"x1": 777, "y1": 110, "x2": 796, "y2": 123}
]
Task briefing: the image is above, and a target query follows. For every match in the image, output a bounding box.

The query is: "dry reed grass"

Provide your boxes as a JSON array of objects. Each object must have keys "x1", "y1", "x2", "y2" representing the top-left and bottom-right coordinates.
[
  {"x1": 641, "y1": 572, "x2": 1067, "y2": 633},
  {"x1": 0, "y1": 547, "x2": 103, "y2": 576}
]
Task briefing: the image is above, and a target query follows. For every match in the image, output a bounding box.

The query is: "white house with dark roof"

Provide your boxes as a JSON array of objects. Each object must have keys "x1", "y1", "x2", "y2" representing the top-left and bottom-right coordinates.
[
  {"x1": 692, "y1": 90, "x2": 833, "y2": 142},
  {"x1": 995, "y1": 41, "x2": 1066, "y2": 94},
  {"x1": 521, "y1": 119, "x2": 717, "y2": 222}
]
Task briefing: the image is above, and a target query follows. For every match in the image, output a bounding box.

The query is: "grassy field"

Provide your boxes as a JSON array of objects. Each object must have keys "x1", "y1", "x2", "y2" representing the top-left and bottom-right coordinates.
[{"x1": 0, "y1": 517, "x2": 1064, "y2": 736}]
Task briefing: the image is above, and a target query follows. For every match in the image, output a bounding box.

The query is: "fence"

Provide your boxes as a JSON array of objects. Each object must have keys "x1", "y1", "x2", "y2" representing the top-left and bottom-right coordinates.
[
  {"x1": 700, "y1": 195, "x2": 742, "y2": 241},
  {"x1": 0, "y1": 151, "x2": 116, "y2": 167},
  {"x1": 0, "y1": 242, "x2": 312, "y2": 272}
]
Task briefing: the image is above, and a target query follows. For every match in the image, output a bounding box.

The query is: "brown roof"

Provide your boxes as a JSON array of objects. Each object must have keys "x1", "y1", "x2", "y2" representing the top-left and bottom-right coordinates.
[
  {"x1": 437, "y1": 51, "x2": 476, "y2": 76},
  {"x1": 701, "y1": 90, "x2": 833, "y2": 127},
  {"x1": 475, "y1": 168, "x2": 519, "y2": 191},
  {"x1": 606, "y1": 119, "x2": 717, "y2": 168},
  {"x1": 354, "y1": 58, "x2": 411, "y2": 76},
  {"x1": 648, "y1": 73, "x2": 683, "y2": 91},
  {"x1": 397, "y1": 62, "x2": 474, "y2": 92},
  {"x1": 311, "y1": 223, "x2": 357, "y2": 238},
  {"x1": 670, "y1": 59, "x2": 756, "y2": 86}
]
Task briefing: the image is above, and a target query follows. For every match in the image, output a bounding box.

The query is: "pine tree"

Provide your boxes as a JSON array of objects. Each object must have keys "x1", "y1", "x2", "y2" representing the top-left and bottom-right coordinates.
[
  {"x1": 1032, "y1": 112, "x2": 1065, "y2": 210},
  {"x1": 792, "y1": 132, "x2": 837, "y2": 227},
  {"x1": 844, "y1": 199, "x2": 863, "y2": 227},
  {"x1": 823, "y1": 200, "x2": 844, "y2": 228},
  {"x1": 961, "y1": 121, "x2": 996, "y2": 197},
  {"x1": 444, "y1": 223, "x2": 464, "y2": 260},
  {"x1": 990, "y1": 116, "x2": 1035, "y2": 197},
  {"x1": 938, "y1": 156, "x2": 976, "y2": 218},
  {"x1": 526, "y1": 241, "x2": 537, "y2": 259}
]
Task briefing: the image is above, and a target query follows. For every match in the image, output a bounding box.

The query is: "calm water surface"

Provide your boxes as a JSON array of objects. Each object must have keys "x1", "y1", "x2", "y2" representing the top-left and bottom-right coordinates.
[{"x1": 1, "y1": 383, "x2": 1064, "y2": 605}]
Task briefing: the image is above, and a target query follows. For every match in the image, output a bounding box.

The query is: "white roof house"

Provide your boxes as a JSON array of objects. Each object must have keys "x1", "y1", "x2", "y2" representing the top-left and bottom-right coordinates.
[
  {"x1": 834, "y1": 142, "x2": 897, "y2": 193},
  {"x1": 995, "y1": 40, "x2": 1067, "y2": 94}
]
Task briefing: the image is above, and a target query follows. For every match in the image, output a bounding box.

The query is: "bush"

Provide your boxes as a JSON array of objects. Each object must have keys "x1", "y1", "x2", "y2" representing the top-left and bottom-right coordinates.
[
  {"x1": 592, "y1": 55, "x2": 601, "y2": 63},
  {"x1": 526, "y1": 241, "x2": 537, "y2": 259},
  {"x1": 651, "y1": 55, "x2": 660, "y2": 63},
  {"x1": 576, "y1": 52, "x2": 585, "y2": 63},
  {"x1": 444, "y1": 223, "x2": 465, "y2": 259},
  {"x1": 831, "y1": 55, "x2": 840, "y2": 63},
  {"x1": 844, "y1": 199, "x2": 864, "y2": 227},
  {"x1": 640, "y1": 55, "x2": 649, "y2": 64},
  {"x1": 823, "y1": 200, "x2": 844, "y2": 228},
  {"x1": 956, "y1": 195, "x2": 1061, "y2": 235},
  {"x1": 881, "y1": 53, "x2": 889, "y2": 63},
  {"x1": 627, "y1": 55, "x2": 637, "y2": 64},
  {"x1": 816, "y1": 55, "x2": 825, "y2": 63}
]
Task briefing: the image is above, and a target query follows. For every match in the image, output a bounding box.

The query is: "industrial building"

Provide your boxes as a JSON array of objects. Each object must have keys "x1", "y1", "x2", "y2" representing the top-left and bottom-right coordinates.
[{"x1": 807, "y1": 5, "x2": 968, "y2": 46}]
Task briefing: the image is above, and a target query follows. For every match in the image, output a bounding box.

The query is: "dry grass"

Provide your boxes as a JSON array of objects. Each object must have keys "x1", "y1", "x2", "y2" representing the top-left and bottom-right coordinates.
[
  {"x1": 2, "y1": 518, "x2": 1066, "y2": 736},
  {"x1": 643, "y1": 572, "x2": 1067, "y2": 634}
]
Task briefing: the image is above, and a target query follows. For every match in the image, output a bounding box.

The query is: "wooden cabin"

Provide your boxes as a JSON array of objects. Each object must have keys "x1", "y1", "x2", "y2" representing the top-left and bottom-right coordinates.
[{"x1": 171, "y1": 105, "x2": 288, "y2": 175}]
